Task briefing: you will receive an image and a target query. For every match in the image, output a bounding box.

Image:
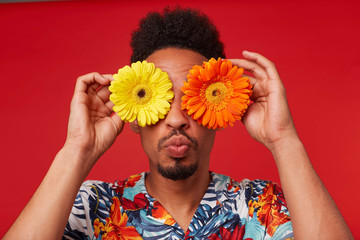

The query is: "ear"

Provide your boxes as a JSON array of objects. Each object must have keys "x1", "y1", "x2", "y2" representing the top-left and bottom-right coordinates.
[{"x1": 129, "y1": 119, "x2": 140, "y2": 134}]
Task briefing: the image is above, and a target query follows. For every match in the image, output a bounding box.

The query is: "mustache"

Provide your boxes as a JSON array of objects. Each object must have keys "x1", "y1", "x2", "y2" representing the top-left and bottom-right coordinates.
[{"x1": 157, "y1": 129, "x2": 198, "y2": 151}]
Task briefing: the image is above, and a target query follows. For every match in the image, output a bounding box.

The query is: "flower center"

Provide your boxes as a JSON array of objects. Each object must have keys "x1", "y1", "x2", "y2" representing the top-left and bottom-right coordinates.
[
  {"x1": 212, "y1": 89, "x2": 220, "y2": 96},
  {"x1": 132, "y1": 84, "x2": 152, "y2": 105},
  {"x1": 205, "y1": 82, "x2": 228, "y2": 105},
  {"x1": 137, "y1": 89, "x2": 146, "y2": 98}
]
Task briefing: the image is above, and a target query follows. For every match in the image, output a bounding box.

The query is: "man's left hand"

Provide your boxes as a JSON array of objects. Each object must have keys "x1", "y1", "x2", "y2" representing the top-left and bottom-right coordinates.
[{"x1": 231, "y1": 51, "x2": 298, "y2": 151}]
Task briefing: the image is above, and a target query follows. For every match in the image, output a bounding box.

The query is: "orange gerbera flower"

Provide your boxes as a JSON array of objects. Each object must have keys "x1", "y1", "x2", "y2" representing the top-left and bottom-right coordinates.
[{"x1": 181, "y1": 58, "x2": 252, "y2": 129}]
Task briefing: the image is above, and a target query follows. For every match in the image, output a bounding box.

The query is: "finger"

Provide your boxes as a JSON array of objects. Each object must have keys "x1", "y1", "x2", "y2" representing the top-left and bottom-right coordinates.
[
  {"x1": 94, "y1": 74, "x2": 115, "y2": 103},
  {"x1": 241, "y1": 73, "x2": 264, "y2": 101},
  {"x1": 249, "y1": 84, "x2": 263, "y2": 102},
  {"x1": 96, "y1": 85, "x2": 112, "y2": 103},
  {"x1": 230, "y1": 59, "x2": 268, "y2": 81},
  {"x1": 243, "y1": 74, "x2": 256, "y2": 86},
  {"x1": 242, "y1": 51, "x2": 281, "y2": 81},
  {"x1": 105, "y1": 100, "x2": 114, "y2": 113},
  {"x1": 110, "y1": 112, "x2": 124, "y2": 136},
  {"x1": 102, "y1": 74, "x2": 115, "y2": 82},
  {"x1": 75, "y1": 72, "x2": 110, "y2": 94}
]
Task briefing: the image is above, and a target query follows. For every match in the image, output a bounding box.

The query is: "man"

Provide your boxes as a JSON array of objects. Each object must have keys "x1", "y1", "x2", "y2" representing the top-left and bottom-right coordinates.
[{"x1": 4, "y1": 7, "x2": 353, "y2": 240}]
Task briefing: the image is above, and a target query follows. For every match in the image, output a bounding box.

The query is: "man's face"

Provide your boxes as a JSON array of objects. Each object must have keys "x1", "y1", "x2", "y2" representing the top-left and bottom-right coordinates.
[{"x1": 137, "y1": 48, "x2": 216, "y2": 181}]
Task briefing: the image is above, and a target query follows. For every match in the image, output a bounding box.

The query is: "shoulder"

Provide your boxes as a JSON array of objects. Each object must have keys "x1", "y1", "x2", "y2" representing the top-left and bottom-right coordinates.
[
  {"x1": 211, "y1": 172, "x2": 278, "y2": 214},
  {"x1": 74, "y1": 180, "x2": 121, "y2": 214},
  {"x1": 79, "y1": 180, "x2": 120, "y2": 201},
  {"x1": 215, "y1": 173, "x2": 284, "y2": 201}
]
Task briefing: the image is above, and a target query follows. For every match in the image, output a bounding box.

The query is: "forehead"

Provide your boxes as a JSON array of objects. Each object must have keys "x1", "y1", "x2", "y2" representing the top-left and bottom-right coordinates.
[{"x1": 145, "y1": 48, "x2": 207, "y2": 80}]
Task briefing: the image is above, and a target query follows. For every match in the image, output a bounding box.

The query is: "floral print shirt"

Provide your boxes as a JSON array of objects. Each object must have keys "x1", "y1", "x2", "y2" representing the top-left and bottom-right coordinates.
[{"x1": 63, "y1": 172, "x2": 293, "y2": 239}]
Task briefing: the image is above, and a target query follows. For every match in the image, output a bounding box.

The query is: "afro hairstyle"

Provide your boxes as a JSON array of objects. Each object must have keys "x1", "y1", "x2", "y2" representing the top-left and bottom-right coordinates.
[{"x1": 130, "y1": 7, "x2": 226, "y2": 63}]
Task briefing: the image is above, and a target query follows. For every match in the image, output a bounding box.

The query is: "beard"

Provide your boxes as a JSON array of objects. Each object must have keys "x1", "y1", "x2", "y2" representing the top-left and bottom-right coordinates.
[{"x1": 157, "y1": 160, "x2": 198, "y2": 181}]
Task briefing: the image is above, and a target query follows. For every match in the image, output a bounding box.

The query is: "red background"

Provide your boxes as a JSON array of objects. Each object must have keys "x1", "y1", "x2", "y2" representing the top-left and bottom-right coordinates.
[{"x1": 1, "y1": 0, "x2": 359, "y2": 237}]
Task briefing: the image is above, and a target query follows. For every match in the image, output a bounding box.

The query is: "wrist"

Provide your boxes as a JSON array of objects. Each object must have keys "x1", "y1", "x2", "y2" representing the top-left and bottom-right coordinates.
[
  {"x1": 268, "y1": 134, "x2": 304, "y2": 160},
  {"x1": 57, "y1": 143, "x2": 98, "y2": 179}
]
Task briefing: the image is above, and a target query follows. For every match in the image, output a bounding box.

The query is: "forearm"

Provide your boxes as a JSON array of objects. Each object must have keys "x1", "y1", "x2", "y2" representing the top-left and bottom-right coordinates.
[
  {"x1": 4, "y1": 146, "x2": 93, "y2": 240},
  {"x1": 271, "y1": 137, "x2": 353, "y2": 239}
]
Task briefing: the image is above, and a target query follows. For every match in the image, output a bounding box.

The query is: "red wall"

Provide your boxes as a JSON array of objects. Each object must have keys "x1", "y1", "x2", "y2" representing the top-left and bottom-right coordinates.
[{"x1": 1, "y1": 0, "x2": 359, "y2": 237}]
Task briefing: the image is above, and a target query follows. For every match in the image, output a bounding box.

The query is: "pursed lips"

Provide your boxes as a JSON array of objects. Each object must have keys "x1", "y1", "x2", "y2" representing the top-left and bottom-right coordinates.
[{"x1": 163, "y1": 136, "x2": 192, "y2": 158}]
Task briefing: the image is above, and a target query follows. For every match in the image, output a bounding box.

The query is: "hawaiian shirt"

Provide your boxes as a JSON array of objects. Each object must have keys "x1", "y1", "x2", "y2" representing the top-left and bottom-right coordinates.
[{"x1": 63, "y1": 172, "x2": 294, "y2": 239}]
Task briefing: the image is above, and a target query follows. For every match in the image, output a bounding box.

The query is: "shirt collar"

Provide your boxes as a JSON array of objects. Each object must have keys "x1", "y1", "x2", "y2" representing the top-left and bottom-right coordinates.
[{"x1": 118, "y1": 172, "x2": 234, "y2": 211}]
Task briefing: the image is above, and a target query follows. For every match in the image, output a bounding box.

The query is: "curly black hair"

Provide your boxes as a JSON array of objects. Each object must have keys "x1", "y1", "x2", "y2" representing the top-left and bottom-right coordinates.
[{"x1": 130, "y1": 7, "x2": 225, "y2": 63}]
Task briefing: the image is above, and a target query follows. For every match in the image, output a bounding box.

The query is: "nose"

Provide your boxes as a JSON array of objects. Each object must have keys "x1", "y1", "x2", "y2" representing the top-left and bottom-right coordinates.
[{"x1": 164, "y1": 98, "x2": 190, "y2": 130}]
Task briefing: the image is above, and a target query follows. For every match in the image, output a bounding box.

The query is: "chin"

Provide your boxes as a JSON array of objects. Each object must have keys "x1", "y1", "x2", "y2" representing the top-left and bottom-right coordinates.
[{"x1": 157, "y1": 161, "x2": 198, "y2": 181}]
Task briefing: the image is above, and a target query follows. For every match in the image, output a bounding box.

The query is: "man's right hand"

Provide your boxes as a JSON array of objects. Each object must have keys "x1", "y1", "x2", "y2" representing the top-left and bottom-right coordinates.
[{"x1": 64, "y1": 72, "x2": 124, "y2": 170}]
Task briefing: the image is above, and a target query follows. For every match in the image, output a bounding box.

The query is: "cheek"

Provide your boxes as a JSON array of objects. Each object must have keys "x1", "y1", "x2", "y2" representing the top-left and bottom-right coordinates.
[
  {"x1": 139, "y1": 128, "x2": 159, "y2": 156},
  {"x1": 192, "y1": 127, "x2": 216, "y2": 152}
]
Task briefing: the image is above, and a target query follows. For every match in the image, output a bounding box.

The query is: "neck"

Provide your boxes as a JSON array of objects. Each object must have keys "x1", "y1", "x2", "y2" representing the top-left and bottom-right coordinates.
[{"x1": 145, "y1": 166, "x2": 211, "y2": 231}]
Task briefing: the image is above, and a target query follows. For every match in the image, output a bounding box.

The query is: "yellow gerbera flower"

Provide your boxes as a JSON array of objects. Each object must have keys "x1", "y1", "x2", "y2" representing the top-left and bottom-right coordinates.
[
  {"x1": 109, "y1": 61, "x2": 174, "y2": 127},
  {"x1": 181, "y1": 58, "x2": 252, "y2": 129}
]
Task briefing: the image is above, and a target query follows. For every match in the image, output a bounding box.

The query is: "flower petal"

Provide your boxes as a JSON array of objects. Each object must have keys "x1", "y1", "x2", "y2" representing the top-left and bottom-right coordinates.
[
  {"x1": 202, "y1": 108, "x2": 212, "y2": 126},
  {"x1": 184, "y1": 90, "x2": 199, "y2": 97},
  {"x1": 222, "y1": 109, "x2": 229, "y2": 123},
  {"x1": 194, "y1": 105, "x2": 206, "y2": 120},
  {"x1": 208, "y1": 111, "x2": 216, "y2": 128},
  {"x1": 200, "y1": 67, "x2": 210, "y2": 81},
  {"x1": 216, "y1": 111, "x2": 224, "y2": 128},
  {"x1": 138, "y1": 108, "x2": 146, "y2": 127},
  {"x1": 187, "y1": 101, "x2": 203, "y2": 115},
  {"x1": 220, "y1": 60, "x2": 228, "y2": 76},
  {"x1": 187, "y1": 96, "x2": 202, "y2": 105}
]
